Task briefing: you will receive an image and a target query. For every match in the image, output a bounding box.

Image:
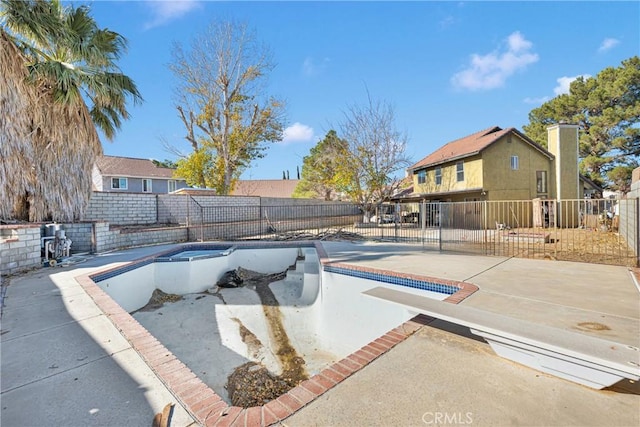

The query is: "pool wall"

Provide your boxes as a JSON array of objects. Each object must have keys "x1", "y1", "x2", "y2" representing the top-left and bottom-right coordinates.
[
  {"x1": 314, "y1": 272, "x2": 445, "y2": 357},
  {"x1": 96, "y1": 247, "x2": 302, "y2": 313}
]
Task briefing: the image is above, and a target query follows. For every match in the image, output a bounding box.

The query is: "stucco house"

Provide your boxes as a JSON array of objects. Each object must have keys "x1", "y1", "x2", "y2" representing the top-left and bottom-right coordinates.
[
  {"x1": 403, "y1": 124, "x2": 597, "y2": 203},
  {"x1": 399, "y1": 124, "x2": 604, "y2": 228},
  {"x1": 93, "y1": 155, "x2": 188, "y2": 194}
]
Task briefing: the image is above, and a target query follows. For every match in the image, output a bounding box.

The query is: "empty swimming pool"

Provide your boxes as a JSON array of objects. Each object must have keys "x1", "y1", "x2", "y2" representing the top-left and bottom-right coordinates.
[{"x1": 88, "y1": 242, "x2": 463, "y2": 415}]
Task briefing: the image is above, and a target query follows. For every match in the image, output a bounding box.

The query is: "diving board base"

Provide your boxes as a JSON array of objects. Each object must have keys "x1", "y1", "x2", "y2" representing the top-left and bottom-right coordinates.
[
  {"x1": 363, "y1": 286, "x2": 640, "y2": 390},
  {"x1": 471, "y1": 329, "x2": 627, "y2": 389}
]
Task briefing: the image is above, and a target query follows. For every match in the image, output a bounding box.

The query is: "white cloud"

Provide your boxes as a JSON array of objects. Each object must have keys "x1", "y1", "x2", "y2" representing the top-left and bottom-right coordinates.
[
  {"x1": 451, "y1": 31, "x2": 539, "y2": 91},
  {"x1": 302, "y1": 57, "x2": 330, "y2": 76},
  {"x1": 439, "y1": 15, "x2": 456, "y2": 30},
  {"x1": 598, "y1": 37, "x2": 620, "y2": 53},
  {"x1": 144, "y1": 0, "x2": 201, "y2": 30},
  {"x1": 553, "y1": 74, "x2": 591, "y2": 95},
  {"x1": 523, "y1": 96, "x2": 550, "y2": 105},
  {"x1": 282, "y1": 123, "x2": 314, "y2": 144}
]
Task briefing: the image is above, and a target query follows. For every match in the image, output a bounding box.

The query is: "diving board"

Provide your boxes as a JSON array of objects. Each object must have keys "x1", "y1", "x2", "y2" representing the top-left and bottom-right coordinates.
[{"x1": 363, "y1": 287, "x2": 640, "y2": 389}]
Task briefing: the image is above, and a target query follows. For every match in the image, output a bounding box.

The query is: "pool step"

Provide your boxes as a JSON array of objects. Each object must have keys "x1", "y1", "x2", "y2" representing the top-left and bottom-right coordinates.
[{"x1": 283, "y1": 248, "x2": 321, "y2": 304}]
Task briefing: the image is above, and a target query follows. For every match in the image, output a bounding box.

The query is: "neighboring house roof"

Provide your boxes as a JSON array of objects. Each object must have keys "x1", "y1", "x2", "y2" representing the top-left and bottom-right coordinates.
[
  {"x1": 409, "y1": 126, "x2": 553, "y2": 171},
  {"x1": 95, "y1": 155, "x2": 184, "y2": 180},
  {"x1": 390, "y1": 176, "x2": 414, "y2": 199},
  {"x1": 580, "y1": 175, "x2": 603, "y2": 193},
  {"x1": 173, "y1": 188, "x2": 217, "y2": 195},
  {"x1": 231, "y1": 180, "x2": 300, "y2": 198}
]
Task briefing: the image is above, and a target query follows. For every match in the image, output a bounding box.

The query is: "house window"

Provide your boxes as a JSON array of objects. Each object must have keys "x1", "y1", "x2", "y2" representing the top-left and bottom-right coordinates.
[
  {"x1": 510, "y1": 155, "x2": 519, "y2": 170},
  {"x1": 111, "y1": 177, "x2": 127, "y2": 190},
  {"x1": 456, "y1": 161, "x2": 464, "y2": 182},
  {"x1": 168, "y1": 180, "x2": 177, "y2": 193},
  {"x1": 142, "y1": 179, "x2": 152, "y2": 193},
  {"x1": 536, "y1": 171, "x2": 547, "y2": 193},
  {"x1": 435, "y1": 167, "x2": 442, "y2": 185},
  {"x1": 417, "y1": 170, "x2": 426, "y2": 184}
]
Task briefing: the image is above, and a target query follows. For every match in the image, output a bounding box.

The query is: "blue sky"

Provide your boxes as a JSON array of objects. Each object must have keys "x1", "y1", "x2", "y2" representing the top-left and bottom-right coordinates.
[{"x1": 88, "y1": 1, "x2": 640, "y2": 180}]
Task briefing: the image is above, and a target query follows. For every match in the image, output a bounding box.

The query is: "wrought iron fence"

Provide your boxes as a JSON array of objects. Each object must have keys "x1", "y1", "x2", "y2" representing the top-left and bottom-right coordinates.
[{"x1": 183, "y1": 198, "x2": 638, "y2": 267}]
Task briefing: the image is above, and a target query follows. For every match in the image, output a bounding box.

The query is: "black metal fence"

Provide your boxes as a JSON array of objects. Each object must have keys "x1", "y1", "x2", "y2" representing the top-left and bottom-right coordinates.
[{"x1": 184, "y1": 198, "x2": 638, "y2": 267}]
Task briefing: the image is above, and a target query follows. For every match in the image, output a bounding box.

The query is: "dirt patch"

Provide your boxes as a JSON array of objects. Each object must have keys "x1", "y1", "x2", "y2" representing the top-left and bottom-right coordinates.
[
  {"x1": 226, "y1": 361, "x2": 303, "y2": 407},
  {"x1": 134, "y1": 289, "x2": 183, "y2": 312},
  {"x1": 225, "y1": 267, "x2": 309, "y2": 407},
  {"x1": 488, "y1": 227, "x2": 636, "y2": 267},
  {"x1": 575, "y1": 322, "x2": 611, "y2": 332},
  {"x1": 231, "y1": 317, "x2": 263, "y2": 359}
]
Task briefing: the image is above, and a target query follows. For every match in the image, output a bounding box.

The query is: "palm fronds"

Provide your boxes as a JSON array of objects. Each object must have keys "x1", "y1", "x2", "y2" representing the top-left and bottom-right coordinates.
[{"x1": 1, "y1": 0, "x2": 141, "y2": 221}]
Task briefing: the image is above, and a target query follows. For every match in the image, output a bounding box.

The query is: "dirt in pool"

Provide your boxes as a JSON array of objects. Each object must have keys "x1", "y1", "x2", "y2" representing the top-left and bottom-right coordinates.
[{"x1": 225, "y1": 267, "x2": 309, "y2": 407}]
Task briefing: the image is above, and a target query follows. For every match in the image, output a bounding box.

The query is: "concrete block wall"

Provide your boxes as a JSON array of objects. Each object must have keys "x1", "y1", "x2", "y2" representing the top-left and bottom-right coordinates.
[
  {"x1": 196, "y1": 196, "x2": 261, "y2": 224},
  {"x1": 194, "y1": 213, "x2": 360, "y2": 241},
  {"x1": 262, "y1": 202, "x2": 360, "y2": 222},
  {"x1": 94, "y1": 224, "x2": 188, "y2": 253},
  {"x1": 62, "y1": 222, "x2": 94, "y2": 253},
  {"x1": 0, "y1": 224, "x2": 42, "y2": 275},
  {"x1": 86, "y1": 192, "x2": 358, "y2": 227},
  {"x1": 85, "y1": 192, "x2": 157, "y2": 225},
  {"x1": 157, "y1": 194, "x2": 192, "y2": 225},
  {"x1": 261, "y1": 197, "x2": 341, "y2": 206}
]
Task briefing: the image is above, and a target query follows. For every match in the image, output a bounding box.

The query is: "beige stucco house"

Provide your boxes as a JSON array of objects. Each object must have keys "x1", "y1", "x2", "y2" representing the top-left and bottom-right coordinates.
[
  {"x1": 405, "y1": 124, "x2": 586, "y2": 202},
  {"x1": 401, "y1": 124, "x2": 600, "y2": 227}
]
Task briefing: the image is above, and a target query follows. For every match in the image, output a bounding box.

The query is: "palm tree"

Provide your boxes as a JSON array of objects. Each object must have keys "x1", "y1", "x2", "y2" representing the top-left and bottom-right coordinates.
[{"x1": 0, "y1": 0, "x2": 142, "y2": 221}]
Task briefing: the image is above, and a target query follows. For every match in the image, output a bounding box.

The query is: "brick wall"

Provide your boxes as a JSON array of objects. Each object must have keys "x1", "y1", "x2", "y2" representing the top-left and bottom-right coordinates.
[{"x1": 0, "y1": 224, "x2": 42, "y2": 275}]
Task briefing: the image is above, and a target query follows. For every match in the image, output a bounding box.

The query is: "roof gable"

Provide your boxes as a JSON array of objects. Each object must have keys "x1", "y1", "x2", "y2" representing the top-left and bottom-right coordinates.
[
  {"x1": 410, "y1": 126, "x2": 553, "y2": 171},
  {"x1": 95, "y1": 155, "x2": 183, "y2": 180}
]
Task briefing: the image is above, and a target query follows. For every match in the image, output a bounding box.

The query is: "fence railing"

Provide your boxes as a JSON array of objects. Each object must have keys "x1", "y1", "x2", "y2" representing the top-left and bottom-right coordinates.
[{"x1": 182, "y1": 198, "x2": 637, "y2": 267}]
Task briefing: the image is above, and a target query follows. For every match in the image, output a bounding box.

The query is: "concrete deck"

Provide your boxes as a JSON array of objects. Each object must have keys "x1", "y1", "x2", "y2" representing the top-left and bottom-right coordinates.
[{"x1": 1, "y1": 241, "x2": 639, "y2": 426}]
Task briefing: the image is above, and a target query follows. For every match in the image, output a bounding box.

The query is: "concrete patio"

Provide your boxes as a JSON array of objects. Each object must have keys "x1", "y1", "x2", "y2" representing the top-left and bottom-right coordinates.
[{"x1": 1, "y1": 241, "x2": 638, "y2": 426}]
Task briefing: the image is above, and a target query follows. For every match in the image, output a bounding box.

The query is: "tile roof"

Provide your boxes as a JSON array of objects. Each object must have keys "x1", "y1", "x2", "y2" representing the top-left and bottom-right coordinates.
[
  {"x1": 409, "y1": 126, "x2": 553, "y2": 171},
  {"x1": 95, "y1": 155, "x2": 184, "y2": 180},
  {"x1": 231, "y1": 180, "x2": 300, "y2": 198}
]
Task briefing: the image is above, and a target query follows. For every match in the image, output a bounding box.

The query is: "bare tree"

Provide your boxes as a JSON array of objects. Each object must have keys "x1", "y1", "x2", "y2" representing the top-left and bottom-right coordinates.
[
  {"x1": 338, "y1": 94, "x2": 411, "y2": 220},
  {"x1": 169, "y1": 20, "x2": 285, "y2": 194}
]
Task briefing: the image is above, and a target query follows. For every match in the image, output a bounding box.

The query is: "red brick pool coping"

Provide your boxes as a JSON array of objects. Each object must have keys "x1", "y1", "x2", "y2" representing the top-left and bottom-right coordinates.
[{"x1": 75, "y1": 242, "x2": 479, "y2": 426}]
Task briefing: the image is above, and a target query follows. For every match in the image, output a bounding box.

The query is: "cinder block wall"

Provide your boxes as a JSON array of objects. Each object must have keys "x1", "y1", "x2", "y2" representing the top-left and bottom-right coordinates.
[
  {"x1": 94, "y1": 223, "x2": 188, "y2": 253},
  {"x1": 63, "y1": 222, "x2": 94, "y2": 253},
  {"x1": 86, "y1": 192, "x2": 357, "y2": 227},
  {"x1": 0, "y1": 224, "x2": 42, "y2": 275},
  {"x1": 85, "y1": 192, "x2": 157, "y2": 225},
  {"x1": 157, "y1": 194, "x2": 260, "y2": 225}
]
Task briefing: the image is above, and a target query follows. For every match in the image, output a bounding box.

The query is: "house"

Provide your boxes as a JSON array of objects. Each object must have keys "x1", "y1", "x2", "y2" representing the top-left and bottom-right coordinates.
[
  {"x1": 404, "y1": 124, "x2": 586, "y2": 202},
  {"x1": 231, "y1": 180, "x2": 300, "y2": 198},
  {"x1": 580, "y1": 175, "x2": 603, "y2": 199},
  {"x1": 401, "y1": 124, "x2": 589, "y2": 227},
  {"x1": 93, "y1": 155, "x2": 188, "y2": 194}
]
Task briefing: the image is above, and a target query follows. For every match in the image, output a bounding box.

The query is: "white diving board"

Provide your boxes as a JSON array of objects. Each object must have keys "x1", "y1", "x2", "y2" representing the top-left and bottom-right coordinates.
[{"x1": 363, "y1": 287, "x2": 640, "y2": 390}]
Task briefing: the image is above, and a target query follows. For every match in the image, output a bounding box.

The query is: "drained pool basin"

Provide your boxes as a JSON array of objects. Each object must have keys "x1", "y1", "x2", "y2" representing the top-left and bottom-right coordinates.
[{"x1": 90, "y1": 242, "x2": 460, "y2": 406}]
